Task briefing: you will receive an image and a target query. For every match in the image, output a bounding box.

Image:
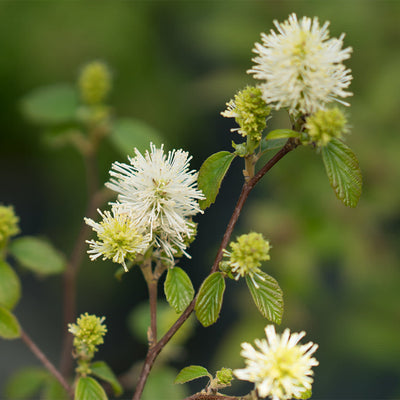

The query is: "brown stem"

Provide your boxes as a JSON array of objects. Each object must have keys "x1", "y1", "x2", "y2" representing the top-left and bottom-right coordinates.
[
  {"x1": 59, "y1": 151, "x2": 103, "y2": 377},
  {"x1": 20, "y1": 329, "x2": 74, "y2": 398},
  {"x1": 132, "y1": 138, "x2": 298, "y2": 400},
  {"x1": 140, "y1": 260, "x2": 158, "y2": 346},
  {"x1": 184, "y1": 394, "x2": 239, "y2": 400}
]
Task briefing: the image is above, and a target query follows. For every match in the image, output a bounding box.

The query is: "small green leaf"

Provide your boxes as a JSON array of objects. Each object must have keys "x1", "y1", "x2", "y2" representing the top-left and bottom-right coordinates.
[
  {"x1": 110, "y1": 118, "x2": 164, "y2": 156},
  {"x1": 41, "y1": 376, "x2": 70, "y2": 400},
  {"x1": 322, "y1": 138, "x2": 362, "y2": 208},
  {"x1": 21, "y1": 84, "x2": 79, "y2": 125},
  {"x1": 266, "y1": 129, "x2": 301, "y2": 140},
  {"x1": 91, "y1": 361, "x2": 123, "y2": 397},
  {"x1": 198, "y1": 151, "x2": 236, "y2": 210},
  {"x1": 5, "y1": 367, "x2": 48, "y2": 399},
  {"x1": 0, "y1": 261, "x2": 21, "y2": 310},
  {"x1": 75, "y1": 377, "x2": 108, "y2": 400},
  {"x1": 260, "y1": 137, "x2": 287, "y2": 153},
  {"x1": 10, "y1": 236, "x2": 66, "y2": 275},
  {"x1": 0, "y1": 306, "x2": 21, "y2": 339},
  {"x1": 195, "y1": 272, "x2": 226, "y2": 327},
  {"x1": 164, "y1": 267, "x2": 195, "y2": 313},
  {"x1": 246, "y1": 271, "x2": 284, "y2": 324},
  {"x1": 174, "y1": 365, "x2": 210, "y2": 384}
]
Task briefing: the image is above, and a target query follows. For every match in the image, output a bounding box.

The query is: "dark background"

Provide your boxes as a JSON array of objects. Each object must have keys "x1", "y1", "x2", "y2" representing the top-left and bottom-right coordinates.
[{"x1": 1, "y1": 1, "x2": 400, "y2": 399}]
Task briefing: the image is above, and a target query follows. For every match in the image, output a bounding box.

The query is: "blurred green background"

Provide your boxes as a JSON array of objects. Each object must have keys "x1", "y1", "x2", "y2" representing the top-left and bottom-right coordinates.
[{"x1": 1, "y1": 1, "x2": 400, "y2": 399}]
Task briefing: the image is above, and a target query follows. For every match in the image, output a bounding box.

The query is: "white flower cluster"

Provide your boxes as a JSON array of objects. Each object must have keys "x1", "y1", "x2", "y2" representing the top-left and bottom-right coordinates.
[
  {"x1": 234, "y1": 325, "x2": 318, "y2": 400},
  {"x1": 86, "y1": 143, "x2": 204, "y2": 268},
  {"x1": 249, "y1": 13, "x2": 353, "y2": 115}
]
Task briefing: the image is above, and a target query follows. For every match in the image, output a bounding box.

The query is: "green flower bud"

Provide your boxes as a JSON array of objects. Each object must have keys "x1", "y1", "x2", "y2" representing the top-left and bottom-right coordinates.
[
  {"x1": 221, "y1": 86, "x2": 270, "y2": 141},
  {"x1": 216, "y1": 368, "x2": 233, "y2": 386},
  {"x1": 68, "y1": 313, "x2": 107, "y2": 361},
  {"x1": 78, "y1": 61, "x2": 111, "y2": 105},
  {"x1": 304, "y1": 107, "x2": 348, "y2": 147},
  {"x1": 0, "y1": 205, "x2": 20, "y2": 248},
  {"x1": 223, "y1": 232, "x2": 270, "y2": 280}
]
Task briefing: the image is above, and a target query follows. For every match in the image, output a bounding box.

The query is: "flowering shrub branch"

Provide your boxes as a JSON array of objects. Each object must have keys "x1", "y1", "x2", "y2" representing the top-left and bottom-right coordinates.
[{"x1": 0, "y1": 12, "x2": 362, "y2": 400}]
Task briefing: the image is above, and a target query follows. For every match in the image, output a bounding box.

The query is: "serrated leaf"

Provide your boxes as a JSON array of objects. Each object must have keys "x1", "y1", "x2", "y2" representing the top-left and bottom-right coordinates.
[
  {"x1": 266, "y1": 129, "x2": 301, "y2": 140},
  {"x1": 110, "y1": 118, "x2": 164, "y2": 156},
  {"x1": 164, "y1": 267, "x2": 195, "y2": 313},
  {"x1": 91, "y1": 361, "x2": 123, "y2": 397},
  {"x1": 174, "y1": 365, "x2": 210, "y2": 384},
  {"x1": 246, "y1": 271, "x2": 284, "y2": 324},
  {"x1": 75, "y1": 377, "x2": 108, "y2": 400},
  {"x1": 0, "y1": 260, "x2": 21, "y2": 310},
  {"x1": 195, "y1": 272, "x2": 226, "y2": 327},
  {"x1": 198, "y1": 151, "x2": 236, "y2": 210},
  {"x1": 10, "y1": 236, "x2": 66, "y2": 275},
  {"x1": 5, "y1": 367, "x2": 48, "y2": 399},
  {"x1": 322, "y1": 138, "x2": 362, "y2": 208},
  {"x1": 21, "y1": 84, "x2": 79, "y2": 125},
  {"x1": 0, "y1": 306, "x2": 21, "y2": 339}
]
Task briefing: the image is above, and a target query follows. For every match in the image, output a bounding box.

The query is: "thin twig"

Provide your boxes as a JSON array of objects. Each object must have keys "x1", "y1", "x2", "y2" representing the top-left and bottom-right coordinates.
[
  {"x1": 132, "y1": 139, "x2": 298, "y2": 400},
  {"x1": 183, "y1": 394, "x2": 239, "y2": 400},
  {"x1": 59, "y1": 150, "x2": 105, "y2": 377},
  {"x1": 140, "y1": 259, "x2": 158, "y2": 346},
  {"x1": 20, "y1": 328, "x2": 74, "y2": 398}
]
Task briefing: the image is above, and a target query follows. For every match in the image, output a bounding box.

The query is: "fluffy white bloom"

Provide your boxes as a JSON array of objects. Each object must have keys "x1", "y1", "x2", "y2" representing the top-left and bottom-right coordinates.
[
  {"x1": 248, "y1": 13, "x2": 353, "y2": 115},
  {"x1": 85, "y1": 204, "x2": 151, "y2": 271},
  {"x1": 234, "y1": 325, "x2": 319, "y2": 400},
  {"x1": 106, "y1": 144, "x2": 204, "y2": 260}
]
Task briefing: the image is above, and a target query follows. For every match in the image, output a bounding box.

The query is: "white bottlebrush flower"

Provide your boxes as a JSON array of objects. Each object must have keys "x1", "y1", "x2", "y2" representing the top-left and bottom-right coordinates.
[
  {"x1": 85, "y1": 204, "x2": 151, "y2": 271},
  {"x1": 248, "y1": 13, "x2": 353, "y2": 115},
  {"x1": 106, "y1": 143, "x2": 204, "y2": 260},
  {"x1": 234, "y1": 325, "x2": 319, "y2": 400}
]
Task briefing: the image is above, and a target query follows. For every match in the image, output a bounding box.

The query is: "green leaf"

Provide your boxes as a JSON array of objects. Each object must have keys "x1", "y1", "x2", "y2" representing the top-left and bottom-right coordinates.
[
  {"x1": 164, "y1": 267, "x2": 195, "y2": 313},
  {"x1": 246, "y1": 271, "x2": 284, "y2": 324},
  {"x1": 198, "y1": 151, "x2": 236, "y2": 210},
  {"x1": 10, "y1": 236, "x2": 66, "y2": 275},
  {"x1": 260, "y1": 137, "x2": 287, "y2": 153},
  {"x1": 128, "y1": 302, "x2": 194, "y2": 352},
  {"x1": 0, "y1": 260, "x2": 21, "y2": 310},
  {"x1": 174, "y1": 365, "x2": 210, "y2": 384},
  {"x1": 41, "y1": 377, "x2": 70, "y2": 400},
  {"x1": 110, "y1": 118, "x2": 164, "y2": 156},
  {"x1": 266, "y1": 129, "x2": 301, "y2": 140},
  {"x1": 321, "y1": 138, "x2": 362, "y2": 208},
  {"x1": 5, "y1": 367, "x2": 48, "y2": 399},
  {"x1": 0, "y1": 306, "x2": 21, "y2": 339},
  {"x1": 21, "y1": 84, "x2": 79, "y2": 125},
  {"x1": 91, "y1": 361, "x2": 123, "y2": 397},
  {"x1": 195, "y1": 272, "x2": 226, "y2": 327},
  {"x1": 75, "y1": 377, "x2": 108, "y2": 400},
  {"x1": 142, "y1": 367, "x2": 189, "y2": 400}
]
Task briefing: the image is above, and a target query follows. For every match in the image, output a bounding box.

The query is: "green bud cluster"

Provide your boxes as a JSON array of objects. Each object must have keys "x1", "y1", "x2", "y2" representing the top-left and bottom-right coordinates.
[
  {"x1": 221, "y1": 86, "x2": 270, "y2": 141},
  {"x1": 216, "y1": 368, "x2": 233, "y2": 385},
  {"x1": 68, "y1": 313, "x2": 107, "y2": 362},
  {"x1": 78, "y1": 61, "x2": 111, "y2": 105},
  {"x1": 223, "y1": 232, "x2": 270, "y2": 279},
  {"x1": 0, "y1": 205, "x2": 20, "y2": 248},
  {"x1": 305, "y1": 107, "x2": 348, "y2": 147}
]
